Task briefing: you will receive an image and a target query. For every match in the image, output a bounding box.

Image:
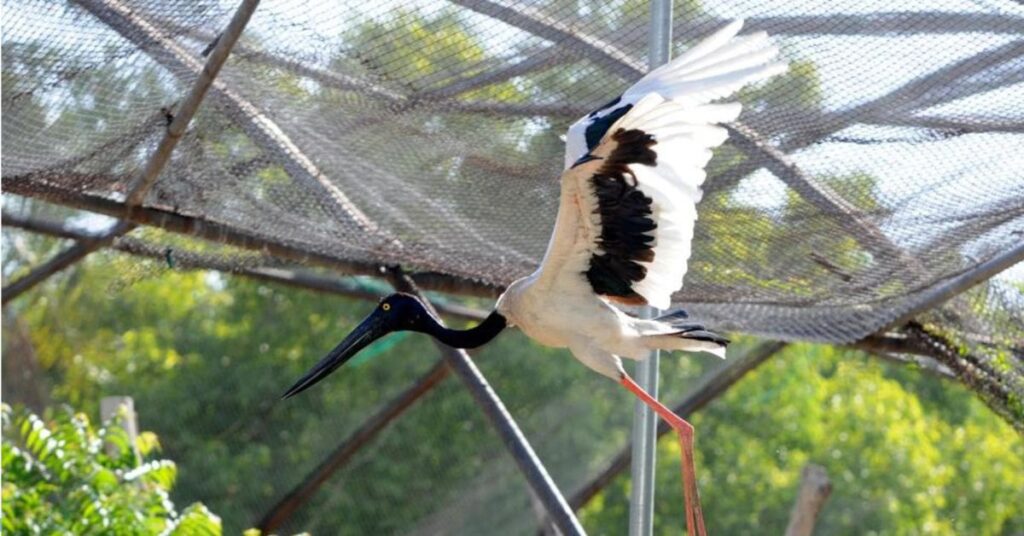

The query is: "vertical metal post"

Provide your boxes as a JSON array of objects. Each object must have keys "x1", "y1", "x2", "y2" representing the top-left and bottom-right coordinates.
[{"x1": 629, "y1": 2, "x2": 671, "y2": 535}]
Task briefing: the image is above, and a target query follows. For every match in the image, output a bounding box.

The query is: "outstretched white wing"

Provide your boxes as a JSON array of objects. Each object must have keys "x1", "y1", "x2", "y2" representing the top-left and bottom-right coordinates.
[
  {"x1": 536, "y1": 21, "x2": 786, "y2": 310},
  {"x1": 563, "y1": 19, "x2": 785, "y2": 169}
]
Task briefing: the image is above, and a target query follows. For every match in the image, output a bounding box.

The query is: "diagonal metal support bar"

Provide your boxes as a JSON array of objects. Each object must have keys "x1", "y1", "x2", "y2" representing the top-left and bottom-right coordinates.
[
  {"x1": 450, "y1": 0, "x2": 646, "y2": 79},
  {"x1": 888, "y1": 242, "x2": 1024, "y2": 329},
  {"x1": 1, "y1": 210, "x2": 490, "y2": 321},
  {"x1": 74, "y1": 0, "x2": 383, "y2": 241},
  {"x1": 2, "y1": 222, "x2": 130, "y2": 304},
  {"x1": 3, "y1": 0, "x2": 260, "y2": 305},
  {"x1": 4, "y1": 182, "x2": 503, "y2": 297},
  {"x1": 691, "y1": 12, "x2": 1024, "y2": 37},
  {"x1": 386, "y1": 267, "x2": 586, "y2": 536}
]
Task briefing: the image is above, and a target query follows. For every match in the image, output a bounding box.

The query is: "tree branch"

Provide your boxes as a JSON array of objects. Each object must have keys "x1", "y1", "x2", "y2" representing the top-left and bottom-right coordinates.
[
  {"x1": 725, "y1": 122, "x2": 924, "y2": 276},
  {"x1": 800, "y1": 39, "x2": 1024, "y2": 147},
  {"x1": 415, "y1": 46, "x2": 569, "y2": 101},
  {"x1": 852, "y1": 335, "x2": 955, "y2": 379}
]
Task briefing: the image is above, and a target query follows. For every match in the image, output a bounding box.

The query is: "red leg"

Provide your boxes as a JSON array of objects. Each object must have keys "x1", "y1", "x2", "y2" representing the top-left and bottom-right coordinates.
[{"x1": 621, "y1": 373, "x2": 707, "y2": 536}]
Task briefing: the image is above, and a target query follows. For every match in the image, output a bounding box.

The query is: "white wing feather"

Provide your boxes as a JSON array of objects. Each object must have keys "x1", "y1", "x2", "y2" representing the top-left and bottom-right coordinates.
[
  {"x1": 536, "y1": 20, "x2": 786, "y2": 309},
  {"x1": 563, "y1": 19, "x2": 786, "y2": 169}
]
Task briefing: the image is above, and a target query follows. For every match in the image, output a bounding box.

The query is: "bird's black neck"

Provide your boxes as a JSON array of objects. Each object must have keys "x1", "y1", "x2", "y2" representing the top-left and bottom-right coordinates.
[{"x1": 420, "y1": 310, "x2": 506, "y2": 349}]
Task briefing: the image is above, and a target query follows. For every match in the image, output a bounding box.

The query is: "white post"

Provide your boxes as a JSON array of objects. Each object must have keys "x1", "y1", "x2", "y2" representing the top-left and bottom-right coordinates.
[
  {"x1": 629, "y1": 2, "x2": 672, "y2": 535},
  {"x1": 785, "y1": 464, "x2": 833, "y2": 536},
  {"x1": 101, "y1": 396, "x2": 141, "y2": 463}
]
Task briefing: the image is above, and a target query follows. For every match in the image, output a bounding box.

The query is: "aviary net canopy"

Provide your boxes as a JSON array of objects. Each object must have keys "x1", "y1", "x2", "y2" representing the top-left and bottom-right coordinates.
[{"x1": 5, "y1": 0, "x2": 1022, "y2": 345}]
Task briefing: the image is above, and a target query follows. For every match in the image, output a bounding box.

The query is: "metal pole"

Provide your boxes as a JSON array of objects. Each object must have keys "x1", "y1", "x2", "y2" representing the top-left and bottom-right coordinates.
[{"x1": 629, "y1": 3, "x2": 671, "y2": 535}]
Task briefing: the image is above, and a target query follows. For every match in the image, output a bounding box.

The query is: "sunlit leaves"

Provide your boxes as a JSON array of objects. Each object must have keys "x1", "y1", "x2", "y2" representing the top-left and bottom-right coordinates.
[{"x1": 1, "y1": 404, "x2": 220, "y2": 535}]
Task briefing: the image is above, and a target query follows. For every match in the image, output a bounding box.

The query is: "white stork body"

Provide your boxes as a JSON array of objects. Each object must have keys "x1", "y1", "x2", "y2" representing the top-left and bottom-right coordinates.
[
  {"x1": 496, "y1": 20, "x2": 785, "y2": 382},
  {"x1": 498, "y1": 274, "x2": 722, "y2": 378}
]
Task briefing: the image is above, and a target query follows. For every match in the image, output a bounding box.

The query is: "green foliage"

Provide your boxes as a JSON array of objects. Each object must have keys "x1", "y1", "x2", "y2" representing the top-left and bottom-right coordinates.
[
  {"x1": 579, "y1": 344, "x2": 1024, "y2": 535},
  {"x1": 1, "y1": 404, "x2": 221, "y2": 535}
]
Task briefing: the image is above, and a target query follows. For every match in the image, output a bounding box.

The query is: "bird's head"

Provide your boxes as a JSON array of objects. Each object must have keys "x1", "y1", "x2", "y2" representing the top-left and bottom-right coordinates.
[{"x1": 282, "y1": 293, "x2": 432, "y2": 399}]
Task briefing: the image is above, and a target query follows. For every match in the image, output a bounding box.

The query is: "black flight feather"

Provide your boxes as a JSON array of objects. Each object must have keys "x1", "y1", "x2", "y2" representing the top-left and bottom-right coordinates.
[{"x1": 585, "y1": 127, "x2": 659, "y2": 304}]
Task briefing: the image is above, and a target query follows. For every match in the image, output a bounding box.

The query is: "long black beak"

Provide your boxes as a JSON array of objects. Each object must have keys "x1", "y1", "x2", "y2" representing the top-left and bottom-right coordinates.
[{"x1": 282, "y1": 310, "x2": 390, "y2": 399}]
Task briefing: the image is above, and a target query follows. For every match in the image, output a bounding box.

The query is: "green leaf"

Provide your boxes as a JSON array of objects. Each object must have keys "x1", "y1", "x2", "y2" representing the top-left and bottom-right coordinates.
[
  {"x1": 123, "y1": 460, "x2": 177, "y2": 490},
  {"x1": 167, "y1": 503, "x2": 221, "y2": 536}
]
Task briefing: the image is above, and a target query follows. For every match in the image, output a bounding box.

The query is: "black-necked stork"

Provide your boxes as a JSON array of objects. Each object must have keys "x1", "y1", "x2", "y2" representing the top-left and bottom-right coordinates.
[{"x1": 284, "y1": 20, "x2": 785, "y2": 535}]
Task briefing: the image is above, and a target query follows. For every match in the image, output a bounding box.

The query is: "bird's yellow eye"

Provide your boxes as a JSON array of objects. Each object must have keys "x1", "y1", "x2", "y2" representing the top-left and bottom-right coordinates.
[{"x1": 381, "y1": 303, "x2": 391, "y2": 311}]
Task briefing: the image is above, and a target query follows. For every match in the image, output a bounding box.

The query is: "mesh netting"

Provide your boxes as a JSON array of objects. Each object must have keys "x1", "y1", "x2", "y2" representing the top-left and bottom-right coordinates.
[
  {"x1": 5, "y1": 0, "x2": 1022, "y2": 343},
  {"x1": 3, "y1": 0, "x2": 1024, "y2": 530}
]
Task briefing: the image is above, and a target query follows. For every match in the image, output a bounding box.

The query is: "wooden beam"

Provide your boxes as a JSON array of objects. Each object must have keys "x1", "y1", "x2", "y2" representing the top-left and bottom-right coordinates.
[
  {"x1": 8, "y1": 209, "x2": 971, "y2": 377},
  {"x1": 113, "y1": 0, "x2": 261, "y2": 207},
  {"x1": 2, "y1": 223, "x2": 129, "y2": 304}
]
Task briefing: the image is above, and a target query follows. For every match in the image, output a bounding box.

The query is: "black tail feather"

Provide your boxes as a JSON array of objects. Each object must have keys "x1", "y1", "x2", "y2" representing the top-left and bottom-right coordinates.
[
  {"x1": 676, "y1": 329, "x2": 730, "y2": 346},
  {"x1": 655, "y1": 308, "x2": 689, "y2": 323},
  {"x1": 655, "y1": 309, "x2": 729, "y2": 345}
]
